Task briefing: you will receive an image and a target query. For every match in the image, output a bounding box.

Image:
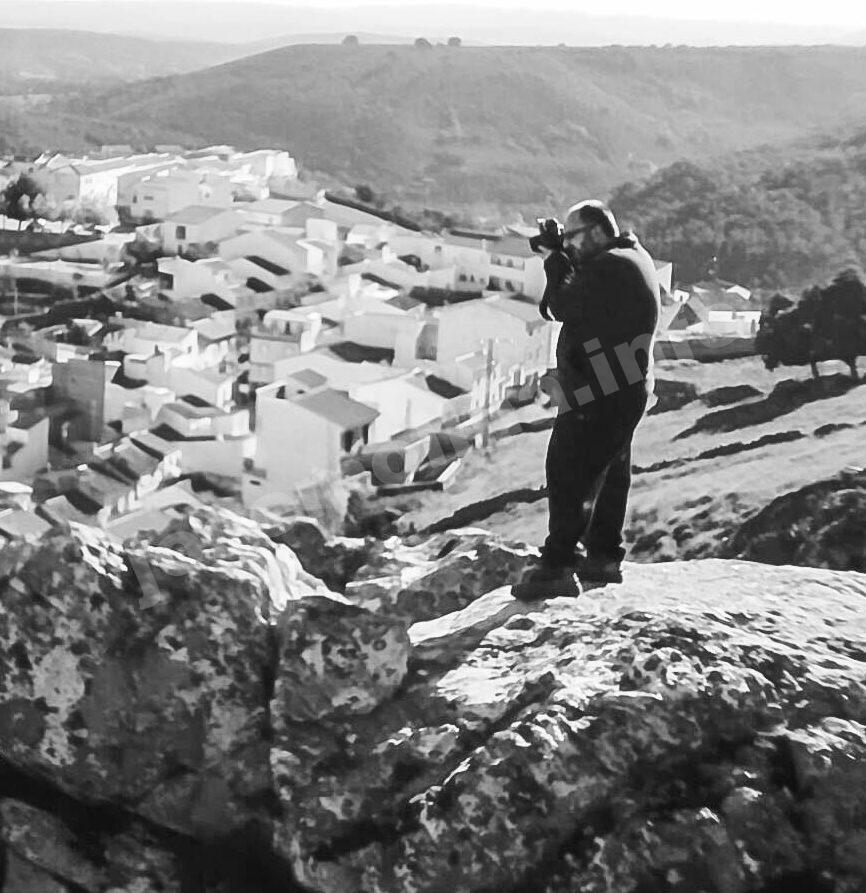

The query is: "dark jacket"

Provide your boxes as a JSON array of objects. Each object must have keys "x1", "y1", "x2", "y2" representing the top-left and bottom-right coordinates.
[{"x1": 541, "y1": 231, "x2": 660, "y2": 410}]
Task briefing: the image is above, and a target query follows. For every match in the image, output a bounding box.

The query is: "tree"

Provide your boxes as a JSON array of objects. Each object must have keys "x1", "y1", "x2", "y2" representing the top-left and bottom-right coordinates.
[
  {"x1": 447, "y1": 37, "x2": 462, "y2": 47},
  {"x1": 414, "y1": 37, "x2": 433, "y2": 49},
  {"x1": 0, "y1": 174, "x2": 46, "y2": 231},
  {"x1": 801, "y1": 269, "x2": 866, "y2": 379},
  {"x1": 756, "y1": 270, "x2": 866, "y2": 380},
  {"x1": 342, "y1": 34, "x2": 359, "y2": 46}
]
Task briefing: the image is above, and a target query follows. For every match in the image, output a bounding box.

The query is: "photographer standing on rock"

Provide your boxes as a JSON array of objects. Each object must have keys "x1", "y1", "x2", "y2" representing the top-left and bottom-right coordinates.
[{"x1": 512, "y1": 200, "x2": 660, "y2": 601}]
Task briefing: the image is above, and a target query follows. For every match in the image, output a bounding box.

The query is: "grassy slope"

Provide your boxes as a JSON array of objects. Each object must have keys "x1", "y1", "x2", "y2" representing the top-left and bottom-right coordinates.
[
  {"x1": 11, "y1": 44, "x2": 866, "y2": 212},
  {"x1": 385, "y1": 357, "x2": 866, "y2": 561}
]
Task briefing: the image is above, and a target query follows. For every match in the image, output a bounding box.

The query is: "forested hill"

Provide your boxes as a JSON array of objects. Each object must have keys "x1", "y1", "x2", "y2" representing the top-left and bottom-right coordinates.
[
  {"x1": 8, "y1": 44, "x2": 866, "y2": 211},
  {"x1": 609, "y1": 130, "x2": 866, "y2": 292}
]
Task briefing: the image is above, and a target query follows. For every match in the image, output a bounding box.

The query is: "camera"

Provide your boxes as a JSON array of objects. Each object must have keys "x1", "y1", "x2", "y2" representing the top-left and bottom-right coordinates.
[{"x1": 528, "y1": 217, "x2": 564, "y2": 254}]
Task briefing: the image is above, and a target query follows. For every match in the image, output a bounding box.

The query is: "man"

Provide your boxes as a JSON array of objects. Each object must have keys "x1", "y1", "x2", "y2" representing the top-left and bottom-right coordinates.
[{"x1": 512, "y1": 200, "x2": 660, "y2": 601}]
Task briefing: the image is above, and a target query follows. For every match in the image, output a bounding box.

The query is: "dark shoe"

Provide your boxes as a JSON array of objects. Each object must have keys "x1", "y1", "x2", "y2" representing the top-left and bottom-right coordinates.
[
  {"x1": 573, "y1": 554, "x2": 623, "y2": 585},
  {"x1": 511, "y1": 563, "x2": 582, "y2": 602}
]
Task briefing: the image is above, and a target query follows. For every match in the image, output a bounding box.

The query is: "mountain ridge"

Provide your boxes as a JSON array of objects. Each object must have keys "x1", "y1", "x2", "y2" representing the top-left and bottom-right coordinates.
[{"x1": 8, "y1": 43, "x2": 866, "y2": 214}]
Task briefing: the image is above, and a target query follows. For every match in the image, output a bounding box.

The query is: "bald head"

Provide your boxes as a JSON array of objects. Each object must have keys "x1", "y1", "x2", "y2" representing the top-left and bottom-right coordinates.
[{"x1": 565, "y1": 199, "x2": 619, "y2": 239}]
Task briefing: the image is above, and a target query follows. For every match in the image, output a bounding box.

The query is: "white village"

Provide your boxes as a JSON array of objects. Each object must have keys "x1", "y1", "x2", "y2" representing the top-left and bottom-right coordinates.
[{"x1": 0, "y1": 146, "x2": 762, "y2": 540}]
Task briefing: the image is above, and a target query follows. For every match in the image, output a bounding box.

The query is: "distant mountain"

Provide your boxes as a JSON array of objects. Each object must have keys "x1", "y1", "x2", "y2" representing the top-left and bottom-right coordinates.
[
  {"x1": 610, "y1": 128, "x2": 866, "y2": 291},
  {"x1": 0, "y1": 29, "x2": 253, "y2": 90},
  {"x1": 0, "y1": 2, "x2": 862, "y2": 46},
  {"x1": 247, "y1": 33, "x2": 459, "y2": 52},
  {"x1": 8, "y1": 44, "x2": 866, "y2": 215}
]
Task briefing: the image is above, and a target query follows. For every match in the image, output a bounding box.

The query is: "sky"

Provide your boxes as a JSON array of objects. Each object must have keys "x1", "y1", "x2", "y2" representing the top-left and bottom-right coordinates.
[{"x1": 95, "y1": 0, "x2": 866, "y2": 27}]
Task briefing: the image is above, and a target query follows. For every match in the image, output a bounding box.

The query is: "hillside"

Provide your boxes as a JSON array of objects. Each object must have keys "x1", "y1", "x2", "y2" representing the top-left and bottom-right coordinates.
[
  {"x1": 609, "y1": 130, "x2": 866, "y2": 290},
  {"x1": 380, "y1": 355, "x2": 866, "y2": 572},
  {"x1": 9, "y1": 44, "x2": 866, "y2": 213},
  {"x1": 0, "y1": 29, "x2": 254, "y2": 91}
]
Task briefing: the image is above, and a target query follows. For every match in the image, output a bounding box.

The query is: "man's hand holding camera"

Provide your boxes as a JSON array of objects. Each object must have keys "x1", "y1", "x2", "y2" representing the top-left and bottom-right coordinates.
[{"x1": 531, "y1": 217, "x2": 576, "y2": 321}]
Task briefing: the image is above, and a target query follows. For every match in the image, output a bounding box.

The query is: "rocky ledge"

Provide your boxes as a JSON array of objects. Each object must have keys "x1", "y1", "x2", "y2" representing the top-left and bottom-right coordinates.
[{"x1": 1, "y1": 506, "x2": 865, "y2": 892}]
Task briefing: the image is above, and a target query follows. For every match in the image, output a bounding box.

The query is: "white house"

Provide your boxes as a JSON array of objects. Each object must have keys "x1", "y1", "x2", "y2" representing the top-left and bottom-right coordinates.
[
  {"x1": 245, "y1": 380, "x2": 379, "y2": 505},
  {"x1": 156, "y1": 397, "x2": 249, "y2": 440},
  {"x1": 433, "y1": 296, "x2": 553, "y2": 395},
  {"x1": 0, "y1": 403, "x2": 49, "y2": 484},
  {"x1": 160, "y1": 206, "x2": 244, "y2": 256},
  {"x1": 158, "y1": 256, "x2": 251, "y2": 306},
  {"x1": 105, "y1": 320, "x2": 199, "y2": 358},
  {"x1": 237, "y1": 198, "x2": 304, "y2": 228},
  {"x1": 123, "y1": 169, "x2": 234, "y2": 222},
  {"x1": 219, "y1": 228, "x2": 325, "y2": 278},
  {"x1": 45, "y1": 153, "x2": 181, "y2": 208},
  {"x1": 233, "y1": 149, "x2": 298, "y2": 180},
  {"x1": 347, "y1": 372, "x2": 449, "y2": 443},
  {"x1": 343, "y1": 294, "x2": 429, "y2": 351},
  {"x1": 487, "y1": 236, "x2": 546, "y2": 299},
  {"x1": 248, "y1": 309, "x2": 323, "y2": 383}
]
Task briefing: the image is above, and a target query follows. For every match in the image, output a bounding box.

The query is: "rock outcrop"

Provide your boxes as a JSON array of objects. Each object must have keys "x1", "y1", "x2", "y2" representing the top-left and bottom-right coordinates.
[
  {"x1": 2, "y1": 508, "x2": 866, "y2": 892},
  {"x1": 726, "y1": 468, "x2": 866, "y2": 571}
]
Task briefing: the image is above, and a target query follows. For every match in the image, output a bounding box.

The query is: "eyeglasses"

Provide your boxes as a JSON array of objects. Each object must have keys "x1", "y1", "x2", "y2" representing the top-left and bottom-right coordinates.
[{"x1": 562, "y1": 225, "x2": 591, "y2": 242}]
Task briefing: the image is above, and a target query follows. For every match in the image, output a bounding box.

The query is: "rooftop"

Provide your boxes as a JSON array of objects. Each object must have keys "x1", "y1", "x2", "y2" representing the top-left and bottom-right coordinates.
[
  {"x1": 165, "y1": 205, "x2": 235, "y2": 226},
  {"x1": 244, "y1": 198, "x2": 299, "y2": 214},
  {"x1": 202, "y1": 293, "x2": 234, "y2": 311},
  {"x1": 286, "y1": 368, "x2": 328, "y2": 389},
  {"x1": 490, "y1": 235, "x2": 537, "y2": 259},
  {"x1": 246, "y1": 255, "x2": 290, "y2": 277},
  {"x1": 385, "y1": 294, "x2": 423, "y2": 312},
  {"x1": 0, "y1": 509, "x2": 49, "y2": 541},
  {"x1": 295, "y1": 388, "x2": 379, "y2": 430},
  {"x1": 327, "y1": 341, "x2": 395, "y2": 365},
  {"x1": 483, "y1": 295, "x2": 544, "y2": 324}
]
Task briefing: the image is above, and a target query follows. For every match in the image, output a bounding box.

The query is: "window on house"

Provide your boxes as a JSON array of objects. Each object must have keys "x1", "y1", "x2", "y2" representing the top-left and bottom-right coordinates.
[
  {"x1": 144, "y1": 195, "x2": 154, "y2": 202},
  {"x1": 341, "y1": 429, "x2": 356, "y2": 453},
  {"x1": 176, "y1": 226, "x2": 187, "y2": 240},
  {"x1": 132, "y1": 195, "x2": 138, "y2": 204}
]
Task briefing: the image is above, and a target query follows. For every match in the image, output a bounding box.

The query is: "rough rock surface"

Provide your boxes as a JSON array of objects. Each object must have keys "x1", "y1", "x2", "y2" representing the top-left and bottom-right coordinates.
[
  {"x1": 345, "y1": 528, "x2": 537, "y2": 621},
  {"x1": 727, "y1": 469, "x2": 866, "y2": 571},
  {"x1": 268, "y1": 516, "x2": 372, "y2": 593},
  {"x1": 2, "y1": 511, "x2": 866, "y2": 893}
]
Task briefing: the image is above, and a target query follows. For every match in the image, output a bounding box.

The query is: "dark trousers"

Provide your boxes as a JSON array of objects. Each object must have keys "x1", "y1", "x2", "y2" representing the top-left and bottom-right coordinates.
[{"x1": 542, "y1": 386, "x2": 647, "y2": 567}]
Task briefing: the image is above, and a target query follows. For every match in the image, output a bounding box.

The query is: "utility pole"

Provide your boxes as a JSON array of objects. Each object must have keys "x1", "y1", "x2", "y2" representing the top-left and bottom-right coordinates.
[{"x1": 481, "y1": 336, "x2": 494, "y2": 449}]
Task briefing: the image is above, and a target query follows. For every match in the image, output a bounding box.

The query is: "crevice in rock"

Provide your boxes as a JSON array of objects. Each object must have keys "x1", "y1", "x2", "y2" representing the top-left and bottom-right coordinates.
[
  {"x1": 307, "y1": 674, "x2": 559, "y2": 869},
  {"x1": 0, "y1": 758, "x2": 305, "y2": 893},
  {"x1": 755, "y1": 871, "x2": 836, "y2": 893}
]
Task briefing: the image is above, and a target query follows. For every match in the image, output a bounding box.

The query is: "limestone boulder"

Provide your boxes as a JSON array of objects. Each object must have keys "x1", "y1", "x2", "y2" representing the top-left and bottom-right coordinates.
[
  {"x1": 0, "y1": 523, "x2": 273, "y2": 838},
  {"x1": 346, "y1": 528, "x2": 536, "y2": 621},
  {"x1": 305, "y1": 560, "x2": 866, "y2": 893}
]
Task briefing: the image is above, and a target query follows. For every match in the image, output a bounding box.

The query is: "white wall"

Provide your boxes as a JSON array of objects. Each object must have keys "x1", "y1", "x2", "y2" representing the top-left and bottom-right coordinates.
[
  {"x1": 253, "y1": 391, "x2": 340, "y2": 494},
  {"x1": 348, "y1": 378, "x2": 444, "y2": 443},
  {"x1": 0, "y1": 418, "x2": 49, "y2": 483},
  {"x1": 176, "y1": 436, "x2": 252, "y2": 478},
  {"x1": 163, "y1": 210, "x2": 243, "y2": 255}
]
